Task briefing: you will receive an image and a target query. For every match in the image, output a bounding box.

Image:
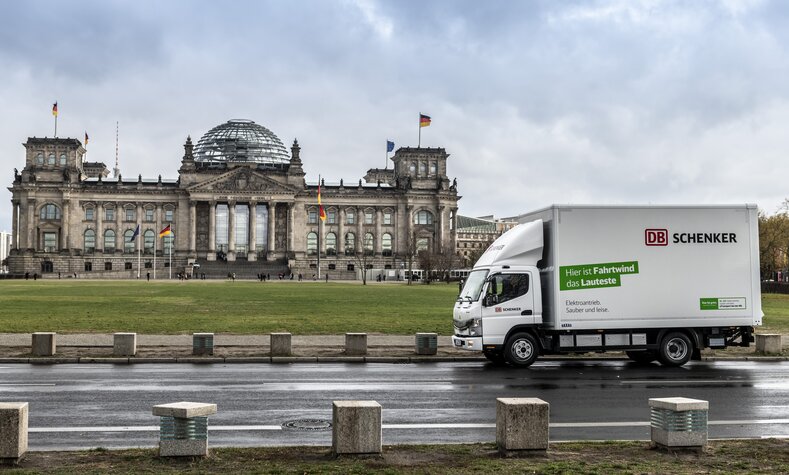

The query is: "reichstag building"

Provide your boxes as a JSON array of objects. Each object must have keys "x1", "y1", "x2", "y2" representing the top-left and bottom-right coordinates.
[{"x1": 7, "y1": 119, "x2": 460, "y2": 278}]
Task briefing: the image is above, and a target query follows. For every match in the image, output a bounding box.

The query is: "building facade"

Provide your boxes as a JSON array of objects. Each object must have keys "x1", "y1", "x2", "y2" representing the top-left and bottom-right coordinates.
[
  {"x1": 455, "y1": 215, "x2": 516, "y2": 267},
  {"x1": 7, "y1": 119, "x2": 460, "y2": 278}
]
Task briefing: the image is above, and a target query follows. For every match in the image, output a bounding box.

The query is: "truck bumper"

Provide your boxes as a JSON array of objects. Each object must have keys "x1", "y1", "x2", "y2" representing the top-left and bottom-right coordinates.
[{"x1": 452, "y1": 335, "x2": 483, "y2": 352}]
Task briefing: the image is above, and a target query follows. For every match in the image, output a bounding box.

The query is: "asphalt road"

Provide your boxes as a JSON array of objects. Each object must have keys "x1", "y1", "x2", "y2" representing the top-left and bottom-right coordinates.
[{"x1": 1, "y1": 360, "x2": 788, "y2": 451}]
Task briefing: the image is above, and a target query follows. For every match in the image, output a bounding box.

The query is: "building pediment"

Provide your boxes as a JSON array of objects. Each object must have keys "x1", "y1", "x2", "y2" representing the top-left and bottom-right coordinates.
[{"x1": 187, "y1": 168, "x2": 299, "y2": 194}]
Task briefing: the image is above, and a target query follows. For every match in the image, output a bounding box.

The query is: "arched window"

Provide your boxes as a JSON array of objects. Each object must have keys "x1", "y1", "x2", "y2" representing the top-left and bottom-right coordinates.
[
  {"x1": 382, "y1": 233, "x2": 393, "y2": 256},
  {"x1": 143, "y1": 230, "x2": 155, "y2": 254},
  {"x1": 345, "y1": 232, "x2": 355, "y2": 255},
  {"x1": 47, "y1": 153, "x2": 56, "y2": 165},
  {"x1": 59, "y1": 153, "x2": 67, "y2": 166},
  {"x1": 40, "y1": 204, "x2": 61, "y2": 220},
  {"x1": 36, "y1": 152, "x2": 44, "y2": 164},
  {"x1": 326, "y1": 232, "x2": 337, "y2": 256},
  {"x1": 104, "y1": 229, "x2": 116, "y2": 252},
  {"x1": 84, "y1": 229, "x2": 96, "y2": 253},
  {"x1": 414, "y1": 210, "x2": 433, "y2": 225},
  {"x1": 306, "y1": 232, "x2": 318, "y2": 255},
  {"x1": 364, "y1": 232, "x2": 374, "y2": 255},
  {"x1": 124, "y1": 229, "x2": 135, "y2": 253}
]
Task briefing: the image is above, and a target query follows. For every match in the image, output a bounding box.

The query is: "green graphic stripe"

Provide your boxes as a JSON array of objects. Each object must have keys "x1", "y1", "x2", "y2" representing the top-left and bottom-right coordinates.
[{"x1": 559, "y1": 261, "x2": 639, "y2": 291}]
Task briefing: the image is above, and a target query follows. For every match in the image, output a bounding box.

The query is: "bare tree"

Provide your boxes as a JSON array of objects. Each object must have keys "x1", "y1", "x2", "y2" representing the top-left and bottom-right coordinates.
[
  {"x1": 402, "y1": 231, "x2": 419, "y2": 285},
  {"x1": 417, "y1": 249, "x2": 436, "y2": 284},
  {"x1": 433, "y1": 249, "x2": 460, "y2": 283},
  {"x1": 351, "y1": 251, "x2": 372, "y2": 285}
]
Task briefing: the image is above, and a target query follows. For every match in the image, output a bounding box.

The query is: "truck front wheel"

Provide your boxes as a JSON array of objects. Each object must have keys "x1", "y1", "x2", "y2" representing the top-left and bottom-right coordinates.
[
  {"x1": 505, "y1": 332, "x2": 539, "y2": 367},
  {"x1": 657, "y1": 332, "x2": 693, "y2": 367}
]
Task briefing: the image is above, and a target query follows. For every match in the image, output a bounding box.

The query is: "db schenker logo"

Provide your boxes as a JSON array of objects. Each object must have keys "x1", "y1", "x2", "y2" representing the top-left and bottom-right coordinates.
[{"x1": 645, "y1": 229, "x2": 668, "y2": 246}]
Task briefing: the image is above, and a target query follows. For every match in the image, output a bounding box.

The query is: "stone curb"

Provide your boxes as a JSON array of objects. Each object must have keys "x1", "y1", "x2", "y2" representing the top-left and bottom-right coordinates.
[{"x1": 0, "y1": 355, "x2": 785, "y2": 364}]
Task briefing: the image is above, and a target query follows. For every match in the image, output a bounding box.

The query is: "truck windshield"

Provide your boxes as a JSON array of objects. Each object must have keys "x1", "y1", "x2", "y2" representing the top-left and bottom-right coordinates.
[{"x1": 459, "y1": 270, "x2": 489, "y2": 302}]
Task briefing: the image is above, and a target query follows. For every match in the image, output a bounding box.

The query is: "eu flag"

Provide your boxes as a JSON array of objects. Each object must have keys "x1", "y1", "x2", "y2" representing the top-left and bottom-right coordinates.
[
  {"x1": 129, "y1": 224, "x2": 140, "y2": 241},
  {"x1": 386, "y1": 140, "x2": 394, "y2": 153}
]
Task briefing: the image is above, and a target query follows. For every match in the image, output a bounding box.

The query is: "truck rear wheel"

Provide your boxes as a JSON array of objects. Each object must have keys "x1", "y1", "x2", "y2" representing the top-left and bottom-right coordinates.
[
  {"x1": 657, "y1": 332, "x2": 693, "y2": 367},
  {"x1": 625, "y1": 350, "x2": 657, "y2": 364},
  {"x1": 504, "y1": 332, "x2": 539, "y2": 367}
]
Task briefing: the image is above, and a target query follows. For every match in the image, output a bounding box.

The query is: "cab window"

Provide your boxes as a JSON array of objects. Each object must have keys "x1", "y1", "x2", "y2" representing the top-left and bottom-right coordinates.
[{"x1": 486, "y1": 273, "x2": 529, "y2": 305}]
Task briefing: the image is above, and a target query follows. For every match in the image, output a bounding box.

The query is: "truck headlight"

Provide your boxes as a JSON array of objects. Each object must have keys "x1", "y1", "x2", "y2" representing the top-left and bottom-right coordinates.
[{"x1": 469, "y1": 318, "x2": 482, "y2": 336}]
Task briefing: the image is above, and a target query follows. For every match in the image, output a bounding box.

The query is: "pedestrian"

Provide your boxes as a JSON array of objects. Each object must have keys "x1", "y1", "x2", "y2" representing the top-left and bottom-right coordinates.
[
  {"x1": 325, "y1": 273, "x2": 329, "y2": 283},
  {"x1": 33, "y1": 273, "x2": 37, "y2": 281},
  {"x1": 25, "y1": 272, "x2": 29, "y2": 280},
  {"x1": 146, "y1": 271, "x2": 150, "y2": 281},
  {"x1": 232, "y1": 272, "x2": 236, "y2": 281},
  {"x1": 58, "y1": 272, "x2": 61, "y2": 279}
]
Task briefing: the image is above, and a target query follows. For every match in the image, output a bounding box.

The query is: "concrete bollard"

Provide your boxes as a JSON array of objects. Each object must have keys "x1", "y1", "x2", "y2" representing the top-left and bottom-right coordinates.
[
  {"x1": 415, "y1": 333, "x2": 438, "y2": 355},
  {"x1": 270, "y1": 333, "x2": 292, "y2": 356},
  {"x1": 332, "y1": 400, "x2": 382, "y2": 455},
  {"x1": 345, "y1": 333, "x2": 367, "y2": 356},
  {"x1": 113, "y1": 333, "x2": 137, "y2": 356},
  {"x1": 0, "y1": 402, "x2": 28, "y2": 464},
  {"x1": 31, "y1": 332, "x2": 56, "y2": 357},
  {"x1": 755, "y1": 334, "x2": 783, "y2": 354},
  {"x1": 152, "y1": 402, "x2": 217, "y2": 457},
  {"x1": 193, "y1": 333, "x2": 214, "y2": 356},
  {"x1": 496, "y1": 398, "x2": 550, "y2": 454},
  {"x1": 649, "y1": 397, "x2": 708, "y2": 450}
]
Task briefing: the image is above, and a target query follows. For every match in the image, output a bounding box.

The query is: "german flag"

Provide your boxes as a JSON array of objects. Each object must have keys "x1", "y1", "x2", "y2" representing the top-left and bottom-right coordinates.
[
  {"x1": 159, "y1": 225, "x2": 173, "y2": 238},
  {"x1": 318, "y1": 185, "x2": 327, "y2": 222},
  {"x1": 419, "y1": 113, "x2": 431, "y2": 127},
  {"x1": 52, "y1": 102, "x2": 58, "y2": 117},
  {"x1": 84, "y1": 132, "x2": 89, "y2": 146}
]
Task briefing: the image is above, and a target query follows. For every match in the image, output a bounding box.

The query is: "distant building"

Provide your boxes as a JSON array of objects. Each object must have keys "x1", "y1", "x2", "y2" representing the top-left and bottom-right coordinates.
[
  {"x1": 0, "y1": 231, "x2": 10, "y2": 272},
  {"x1": 7, "y1": 119, "x2": 460, "y2": 278},
  {"x1": 455, "y1": 215, "x2": 516, "y2": 267}
]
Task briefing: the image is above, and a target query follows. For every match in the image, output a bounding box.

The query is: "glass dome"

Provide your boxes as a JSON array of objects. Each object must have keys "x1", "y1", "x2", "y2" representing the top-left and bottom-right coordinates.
[{"x1": 193, "y1": 119, "x2": 290, "y2": 165}]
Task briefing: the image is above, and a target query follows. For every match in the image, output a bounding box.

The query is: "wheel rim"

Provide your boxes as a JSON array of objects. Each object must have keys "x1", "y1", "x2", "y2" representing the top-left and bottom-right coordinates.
[
  {"x1": 512, "y1": 338, "x2": 533, "y2": 361},
  {"x1": 666, "y1": 337, "x2": 688, "y2": 361}
]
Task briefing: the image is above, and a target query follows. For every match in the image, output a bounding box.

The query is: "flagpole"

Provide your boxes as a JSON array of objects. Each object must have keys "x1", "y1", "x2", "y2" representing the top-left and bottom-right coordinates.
[
  {"x1": 168, "y1": 229, "x2": 172, "y2": 280},
  {"x1": 137, "y1": 246, "x2": 141, "y2": 279},
  {"x1": 418, "y1": 113, "x2": 421, "y2": 148},
  {"x1": 153, "y1": 235, "x2": 157, "y2": 280},
  {"x1": 317, "y1": 175, "x2": 321, "y2": 280}
]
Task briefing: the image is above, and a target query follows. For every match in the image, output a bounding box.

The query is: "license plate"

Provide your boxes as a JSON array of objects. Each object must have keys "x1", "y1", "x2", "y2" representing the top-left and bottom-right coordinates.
[{"x1": 454, "y1": 339, "x2": 464, "y2": 347}]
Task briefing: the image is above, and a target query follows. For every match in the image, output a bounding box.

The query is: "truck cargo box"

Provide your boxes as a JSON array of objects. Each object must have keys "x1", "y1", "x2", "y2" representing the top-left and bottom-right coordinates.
[{"x1": 512, "y1": 205, "x2": 762, "y2": 331}]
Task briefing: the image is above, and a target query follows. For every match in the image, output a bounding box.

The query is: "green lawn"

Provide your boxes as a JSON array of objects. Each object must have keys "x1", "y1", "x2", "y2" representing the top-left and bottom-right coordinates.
[
  {"x1": 1, "y1": 280, "x2": 787, "y2": 335},
  {"x1": 0, "y1": 280, "x2": 459, "y2": 334}
]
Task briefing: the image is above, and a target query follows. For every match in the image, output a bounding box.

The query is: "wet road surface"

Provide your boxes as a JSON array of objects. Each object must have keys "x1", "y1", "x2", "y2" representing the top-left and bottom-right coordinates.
[{"x1": 1, "y1": 360, "x2": 787, "y2": 450}]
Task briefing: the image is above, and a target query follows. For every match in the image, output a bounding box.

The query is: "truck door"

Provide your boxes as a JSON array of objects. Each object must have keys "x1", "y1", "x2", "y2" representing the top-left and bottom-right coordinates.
[{"x1": 481, "y1": 272, "x2": 535, "y2": 345}]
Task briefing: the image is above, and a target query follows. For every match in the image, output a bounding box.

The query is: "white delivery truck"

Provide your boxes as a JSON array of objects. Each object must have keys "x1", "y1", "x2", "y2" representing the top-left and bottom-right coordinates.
[{"x1": 452, "y1": 205, "x2": 762, "y2": 367}]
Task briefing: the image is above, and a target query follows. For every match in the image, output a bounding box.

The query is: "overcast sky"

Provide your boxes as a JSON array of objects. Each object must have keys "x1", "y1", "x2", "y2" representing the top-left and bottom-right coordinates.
[{"x1": 2, "y1": 0, "x2": 789, "y2": 232}]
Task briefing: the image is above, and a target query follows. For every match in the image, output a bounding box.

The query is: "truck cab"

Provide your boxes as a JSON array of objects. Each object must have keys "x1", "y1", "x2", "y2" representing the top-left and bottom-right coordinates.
[{"x1": 452, "y1": 220, "x2": 546, "y2": 365}]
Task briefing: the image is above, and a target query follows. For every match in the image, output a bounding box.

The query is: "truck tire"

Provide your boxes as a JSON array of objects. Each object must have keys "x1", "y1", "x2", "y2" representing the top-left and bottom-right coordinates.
[
  {"x1": 657, "y1": 332, "x2": 693, "y2": 367},
  {"x1": 483, "y1": 350, "x2": 507, "y2": 365},
  {"x1": 625, "y1": 350, "x2": 657, "y2": 364},
  {"x1": 504, "y1": 332, "x2": 539, "y2": 367}
]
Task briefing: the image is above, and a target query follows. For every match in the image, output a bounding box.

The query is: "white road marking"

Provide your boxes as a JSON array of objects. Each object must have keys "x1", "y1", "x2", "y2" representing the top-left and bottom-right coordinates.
[
  {"x1": 27, "y1": 419, "x2": 789, "y2": 433},
  {"x1": 0, "y1": 383, "x2": 56, "y2": 386}
]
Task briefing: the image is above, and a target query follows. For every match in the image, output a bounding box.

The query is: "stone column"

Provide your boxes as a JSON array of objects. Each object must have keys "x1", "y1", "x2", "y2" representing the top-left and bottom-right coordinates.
[
  {"x1": 437, "y1": 205, "x2": 445, "y2": 253},
  {"x1": 356, "y1": 207, "x2": 363, "y2": 253},
  {"x1": 189, "y1": 202, "x2": 197, "y2": 253},
  {"x1": 96, "y1": 202, "x2": 104, "y2": 253},
  {"x1": 115, "y1": 201, "x2": 123, "y2": 252},
  {"x1": 249, "y1": 201, "x2": 257, "y2": 260},
  {"x1": 227, "y1": 201, "x2": 236, "y2": 258},
  {"x1": 375, "y1": 208, "x2": 382, "y2": 255},
  {"x1": 61, "y1": 199, "x2": 70, "y2": 250},
  {"x1": 406, "y1": 205, "x2": 414, "y2": 253},
  {"x1": 208, "y1": 201, "x2": 216, "y2": 259},
  {"x1": 287, "y1": 203, "x2": 294, "y2": 255},
  {"x1": 267, "y1": 202, "x2": 276, "y2": 259},
  {"x1": 338, "y1": 208, "x2": 345, "y2": 256},
  {"x1": 11, "y1": 200, "x2": 18, "y2": 250}
]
